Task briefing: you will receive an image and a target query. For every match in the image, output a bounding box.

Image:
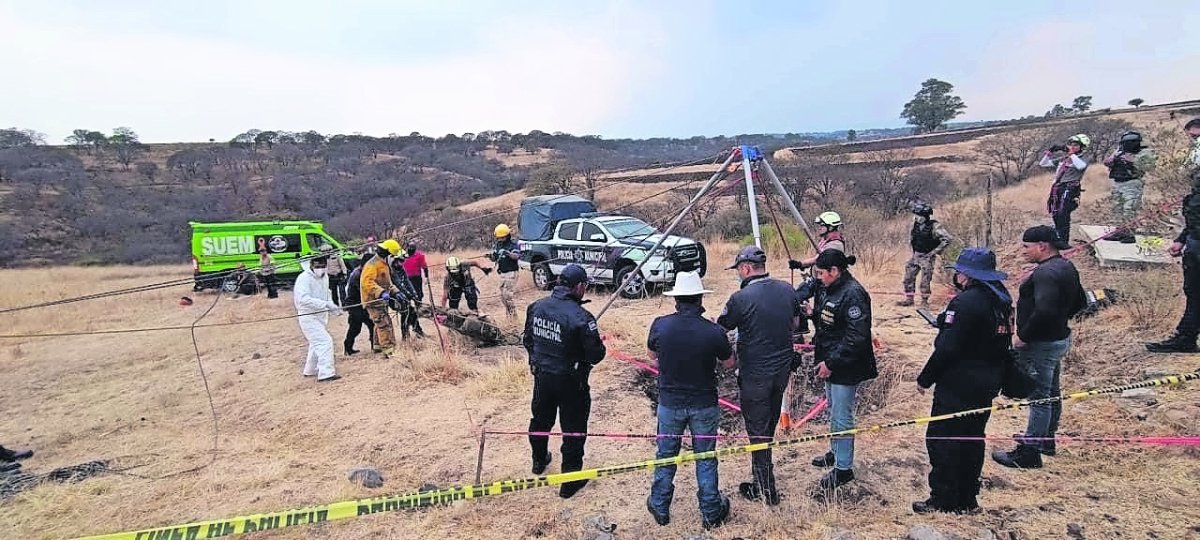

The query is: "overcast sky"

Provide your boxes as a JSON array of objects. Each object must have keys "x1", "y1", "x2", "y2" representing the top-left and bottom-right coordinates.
[{"x1": 2, "y1": 0, "x2": 1197, "y2": 143}]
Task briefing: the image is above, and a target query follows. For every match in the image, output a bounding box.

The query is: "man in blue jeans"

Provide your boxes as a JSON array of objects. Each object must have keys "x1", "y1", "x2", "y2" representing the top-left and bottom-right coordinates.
[
  {"x1": 993, "y1": 226, "x2": 1086, "y2": 469},
  {"x1": 646, "y1": 271, "x2": 733, "y2": 529}
]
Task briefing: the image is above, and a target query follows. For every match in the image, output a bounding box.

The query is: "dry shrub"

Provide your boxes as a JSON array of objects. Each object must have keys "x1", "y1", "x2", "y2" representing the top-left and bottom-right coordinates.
[
  {"x1": 468, "y1": 352, "x2": 530, "y2": 399},
  {"x1": 938, "y1": 200, "x2": 1028, "y2": 250},
  {"x1": 1111, "y1": 265, "x2": 1180, "y2": 331},
  {"x1": 840, "y1": 204, "x2": 907, "y2": 274},
  {"x1": 856, "y1": 341, "x2": 918, "y2": 416},
  {"x1": 395, "y1": 340, "x2": 477, "y2": 385}
]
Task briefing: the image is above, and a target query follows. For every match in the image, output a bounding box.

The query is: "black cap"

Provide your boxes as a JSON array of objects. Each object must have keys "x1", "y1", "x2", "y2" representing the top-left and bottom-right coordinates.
[
  {"x1": 1022, "y1": 225, "x2": 1069, "y2": 250},
  {"x1": 558, "y1": 264, "x2": 589, "y2": 287},
  {"x1": 727, "y1": 245, "x2": 767, "y2": 269}
]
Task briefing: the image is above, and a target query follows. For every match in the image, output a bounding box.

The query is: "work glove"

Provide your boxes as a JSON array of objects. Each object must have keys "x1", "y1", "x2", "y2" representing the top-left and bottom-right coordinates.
[
  {"x1": 482, "y1": 267, "x2": 494, "y2": 276},
  {"x1": 788, "y1": 259, "x2": 806, "y2": 270}
]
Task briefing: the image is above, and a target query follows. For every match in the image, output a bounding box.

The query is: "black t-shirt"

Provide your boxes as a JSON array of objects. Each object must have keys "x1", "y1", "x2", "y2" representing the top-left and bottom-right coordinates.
[
  {"x1": 717, "y1": 274, "x2": 802, "y2": 378},
  {"x1": 1016, "y1": 256, "x2": 1086, "y2": 343},
  {"x1": 648, "y1": 303, "x2": 733, "y2": 409}
]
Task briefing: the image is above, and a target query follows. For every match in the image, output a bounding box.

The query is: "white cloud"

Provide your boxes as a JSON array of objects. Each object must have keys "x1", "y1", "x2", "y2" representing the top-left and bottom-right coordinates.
[{"x1": 0, "y1": 3, "x2": 663, "y2": 142}]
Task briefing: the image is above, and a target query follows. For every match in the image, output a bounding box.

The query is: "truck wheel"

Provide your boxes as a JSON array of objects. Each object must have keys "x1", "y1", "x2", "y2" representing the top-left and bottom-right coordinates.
[
  {"x1": 615, "y1": 264, "x2": 648, "y2": 299},
  {"x1": 221, "y1": 276, "x2": 239, "y2": 294},
  {"x1": 532, "y1": 261, "x2": 555, "y2": 290}
]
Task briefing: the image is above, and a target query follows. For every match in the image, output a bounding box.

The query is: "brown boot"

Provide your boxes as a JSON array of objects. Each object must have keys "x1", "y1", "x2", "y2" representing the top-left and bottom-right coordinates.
[
  {"x1": 920, "y1": 296, "x2": 930, "y2": 308},
  {"x1": 896, "y1": 296, "x2": 914, "y2": 307}
]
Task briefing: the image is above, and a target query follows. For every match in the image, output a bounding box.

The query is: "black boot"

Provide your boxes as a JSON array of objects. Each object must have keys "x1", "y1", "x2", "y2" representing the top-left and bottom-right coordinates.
[
  {"x1": 819, "y1": 468, "x2": 855, "y2": 490},
  {"x1": 811, "y1": 451, "x2": 835, "y2": 468},
  {"x1": 559, "y1": 462, "x2": 589, "y2": 498},
  {"x1": 412, "y1": 323, "x2": 426, "y2": 338},
  {"x1": 1012, "y1": 433, "x2": 1056, "y2": 456},
  {"x1": 344, "y1": 345, "x2": 359, "y2": 355},
  {"x1": 532, "y1": 452, "x2": 552, "y2": 475},
  {"x1": 991, "y1": 444, "x2": 1043, "y2": 469},
  {"x1": 912, "y1": 498, "x2": 956, "y2": 514},
  {"x1": 701, "y1": 495, "x2": 731, "y2": 530},
  {"x1": 0, "y1": 462, "x2": 21, "y2": 473},
  {"x1": 0, "y1": 445, "x2": 32, "y2": 462},
  {"x1": 1146, "y1": 335, "x2": 1199, "y2": 353}
]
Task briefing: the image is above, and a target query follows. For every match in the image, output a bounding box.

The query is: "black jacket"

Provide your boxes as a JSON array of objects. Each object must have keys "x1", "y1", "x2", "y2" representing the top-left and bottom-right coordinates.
[
  {"x1": 345, "y1": 266, "x2": 366, "y2": 308},
  {"x1": 812, "y1": 272, "x2": 878, "y2": 386},
  {"x1": 524, "y1": 286, "x2": 606, "y2": 376},
  {"x1": 491, "y1": 238, "x2": 521, "y2": 274},
  {"x1": 717, "y1": 274, "x2": 802, "y2": 378},
  {"x1": 918, "y1": 282, "x2": 1010, "y2": 408},
  {"x1": 1016, "y1": 256, "x2": 1086, "y2": 343},
  {"x1": 648, "y1": 303, "x2": 733, "y2": 409}
]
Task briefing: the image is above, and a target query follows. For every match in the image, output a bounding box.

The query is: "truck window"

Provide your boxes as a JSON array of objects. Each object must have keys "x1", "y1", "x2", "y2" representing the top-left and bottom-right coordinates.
[
  {"x1": 306, "y1": 233, "x2": 330, "y2": 251},
  {"x1": 558, "y1": 222, "x2": 579, "y2": 241},
  {"x1": 581, "y1": 223, "x2": 606, "y2": 243}
]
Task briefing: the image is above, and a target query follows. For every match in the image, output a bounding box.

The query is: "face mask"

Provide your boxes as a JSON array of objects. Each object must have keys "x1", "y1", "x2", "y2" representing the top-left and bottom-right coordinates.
[
  {"x1": 313, "y1": 268, "x2": 327, "y2": 278},
  {"x1": 953, "y1": 272, "x2": 967, "y2": 291}
]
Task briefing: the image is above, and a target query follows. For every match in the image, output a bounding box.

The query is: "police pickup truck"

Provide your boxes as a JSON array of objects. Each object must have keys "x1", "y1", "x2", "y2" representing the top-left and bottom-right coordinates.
[{"x1": 516, "y1": 195, "x2": 706, "y2": 298}]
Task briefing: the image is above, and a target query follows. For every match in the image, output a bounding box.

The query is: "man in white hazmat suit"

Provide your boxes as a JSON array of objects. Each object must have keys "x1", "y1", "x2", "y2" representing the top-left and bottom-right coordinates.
[{"x1": 294, "y1": 255, "x2": 343, "y2": 382}]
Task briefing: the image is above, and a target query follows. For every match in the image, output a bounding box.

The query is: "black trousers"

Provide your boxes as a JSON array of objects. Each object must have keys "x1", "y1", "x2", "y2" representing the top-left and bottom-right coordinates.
[
  {"x1": 1052, "y1": 211, "x2": 1073, "y2": 243},
  {"x1": 328, "y1": 274, "x2": 345, "y2": 306},
  {"x1": 529, "y1": 372, "x2": 592, "y2": 472},
  {"x1": 449, "y1": 285, "x2": 479, "y2": 311},
  {"x1": 259, "y1": 273, "x2": 278, "y2": 298},
  {"x1": 409, "y1": 275, "x2": 425, "y2": 302},
  {"x1": 1176, "y1": 252, "x2": 1200, "y2": 340},
  {"x1": 344, "y1": 307, "x2": 375, "y2": 351},
  {"x1": 926, "y1": 391, "x2": 990, "y2": 509},
  {"x1": 739, "y1": 370, "x2": 790, "y2": 495}
]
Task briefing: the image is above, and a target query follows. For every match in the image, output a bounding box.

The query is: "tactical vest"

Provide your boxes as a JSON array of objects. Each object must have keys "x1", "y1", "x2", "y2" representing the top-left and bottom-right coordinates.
[{"x1": 910, "y1": 220, "x2": 941, "y2": 253}]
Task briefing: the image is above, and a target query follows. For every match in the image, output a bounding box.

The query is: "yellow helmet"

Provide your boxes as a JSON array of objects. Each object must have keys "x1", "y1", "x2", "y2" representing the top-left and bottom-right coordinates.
[
  {"x1": 446, "y1": 256, "x2": 461, "y2": 272},
  {"x1": 379, "y1": 239, "x2": 402, "y2": 256},
  {"x1": 494, "y1": 224, "x2": 511, "y2": 238}
]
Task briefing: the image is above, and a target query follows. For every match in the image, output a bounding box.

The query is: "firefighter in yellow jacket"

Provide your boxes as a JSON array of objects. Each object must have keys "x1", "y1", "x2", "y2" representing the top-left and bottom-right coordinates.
[{"x1": 361, "y1": 239, "x2": 403, "y2": 357}]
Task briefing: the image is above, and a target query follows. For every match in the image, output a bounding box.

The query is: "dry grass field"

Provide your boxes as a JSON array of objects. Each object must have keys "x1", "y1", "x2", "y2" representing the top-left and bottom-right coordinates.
[{"x1": 4, "y1": 128, "x2": 1200, "y2": 539}]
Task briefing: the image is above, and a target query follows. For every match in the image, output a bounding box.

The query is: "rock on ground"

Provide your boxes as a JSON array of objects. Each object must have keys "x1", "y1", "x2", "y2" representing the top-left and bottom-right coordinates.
[
  {"x1": 348, "y1": 466, "x2": 384, "y2": 488},
  {"x1": 1119, "y1": 388, "x2": 1158, "y2": 406}
]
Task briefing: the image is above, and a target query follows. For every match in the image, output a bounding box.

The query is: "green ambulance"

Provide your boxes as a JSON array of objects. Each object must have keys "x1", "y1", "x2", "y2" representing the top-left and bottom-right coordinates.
[{"x1": 190, "y1": 221, "x2": 357, "y2": 291}]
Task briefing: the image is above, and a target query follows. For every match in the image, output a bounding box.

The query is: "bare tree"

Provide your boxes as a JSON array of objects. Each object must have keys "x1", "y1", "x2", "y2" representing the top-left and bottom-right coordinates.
[
  {"x1": 974, "y1": 128, "x2": 1050, "y2": 186},
  {"x1": 135, "y1": 161, "x2": 158, "y2": 181}
]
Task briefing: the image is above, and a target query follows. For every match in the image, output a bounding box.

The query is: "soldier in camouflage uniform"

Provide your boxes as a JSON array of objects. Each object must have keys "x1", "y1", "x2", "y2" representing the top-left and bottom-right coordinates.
[
  {"x1": 899, "y1": 203, "x2": 953, "y2": 307},
  {"x1": 1102, "y1": 131, "x2": 1157, "y2": 243},
  {"x1": 1147, "y1": 118, "x2": 1200, "y2": 352}
]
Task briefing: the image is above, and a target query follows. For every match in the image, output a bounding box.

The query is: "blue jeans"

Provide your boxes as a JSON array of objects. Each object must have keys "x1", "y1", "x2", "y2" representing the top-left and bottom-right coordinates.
[
  {"x1": 1020, "y1": 336, "x2": 1071, "y2": 450},
  {"x1": 826, "y1": 382, "x2": 858, "y2": 470},
  {"x1": 649, "y1": 405, "x2": 722, "y2": 521}
]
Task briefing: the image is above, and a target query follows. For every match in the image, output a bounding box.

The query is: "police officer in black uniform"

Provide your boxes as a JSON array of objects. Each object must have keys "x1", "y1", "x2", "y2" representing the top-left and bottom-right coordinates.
[
  {"x1": 523, "y1": 263, "x2": 606, "y2": 499},
  {"x1": 809, "y1": 249, "x2": 876, "y2": 491},
  {"x1": 914, "y1": 248, "x2": 1011, "y2": 514}
]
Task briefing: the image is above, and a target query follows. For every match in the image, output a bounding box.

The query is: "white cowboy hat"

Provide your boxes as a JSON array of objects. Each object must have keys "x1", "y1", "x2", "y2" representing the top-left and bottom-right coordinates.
[{"x1": 663, "y1": 271, "x2": 712, "y2": 296}]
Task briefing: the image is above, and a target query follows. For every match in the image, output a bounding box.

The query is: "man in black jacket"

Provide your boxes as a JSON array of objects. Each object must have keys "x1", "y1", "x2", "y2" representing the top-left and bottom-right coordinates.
[
  {"x1": 1146, "y1": 118, "x2": 1200, "y2": 352},
  {"x1": 524, "y1": 264, "x2": 606, "y2": 499},
  {"x1": 645, "y1": 271, "x2": 733, "y2": 530},
  {"x1": 993, "y1": 226, "x2": 1086, "y2": 469},
  {"x1": 809, "y1": 249, "x2": 876, "y2": 491},
  {"x1": 343, "y1": 263, "x2": 374, "y2": 355},
  {"x1": 718, "y1": 246, "x2": 803, "y2": 505},
  {"x1": 915, "y1": 248, "x2": 1011, "y2": 514}
]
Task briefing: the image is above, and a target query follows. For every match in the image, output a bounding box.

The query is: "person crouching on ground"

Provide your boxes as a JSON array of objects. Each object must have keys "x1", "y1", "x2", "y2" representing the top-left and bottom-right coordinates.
[
  {"x1": 294, "y1": 255, "x2": 343, "y2": 382},
  {"x1": 810, "y1": 249, "x2": 876, "y2": 491},
  {"x1": 524, "y1": 264, "x2": 606, "y2": 499},
  {"x1": 914, "y1": 248, "x2": 1011, "y2": 515},
  {"x1": 645, "y1": 270, "x2": 733, "y2": 530},
  {"x1": 442, "y1": 256, "x2": 492, "y2": 314}
]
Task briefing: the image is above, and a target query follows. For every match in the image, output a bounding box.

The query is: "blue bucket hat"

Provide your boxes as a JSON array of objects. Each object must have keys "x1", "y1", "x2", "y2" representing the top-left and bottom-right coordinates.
[
  {"x1": 954, "y1": 248, "x2": 1007, "y2": 281},
  {"x1": 558, "y1": 264, "x2": 589, "y2": 287}
]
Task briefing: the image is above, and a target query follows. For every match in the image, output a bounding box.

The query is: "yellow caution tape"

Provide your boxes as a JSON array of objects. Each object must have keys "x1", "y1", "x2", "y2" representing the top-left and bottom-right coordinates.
[{"x1": 72, "y1": 371, "x2": 1198, "y2": 540}]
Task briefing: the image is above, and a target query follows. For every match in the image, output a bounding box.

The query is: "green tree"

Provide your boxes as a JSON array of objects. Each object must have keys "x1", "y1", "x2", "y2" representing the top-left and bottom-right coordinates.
[
  {"x1": 1072, "y1": 95, "x2": 1093, "y2": 112},
  {"x1": 900, "y1": 78, "x2": 967, "y2": 134},
  {"x1": 1128, "y1": 98, "x2": 1144, "y2": 108},
  {"x1": 108, "y1": 126, "x2": 144, "y2": 169},
  {"x1": 846, "y1": 129, "x2": 857, "y2": 142}
]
